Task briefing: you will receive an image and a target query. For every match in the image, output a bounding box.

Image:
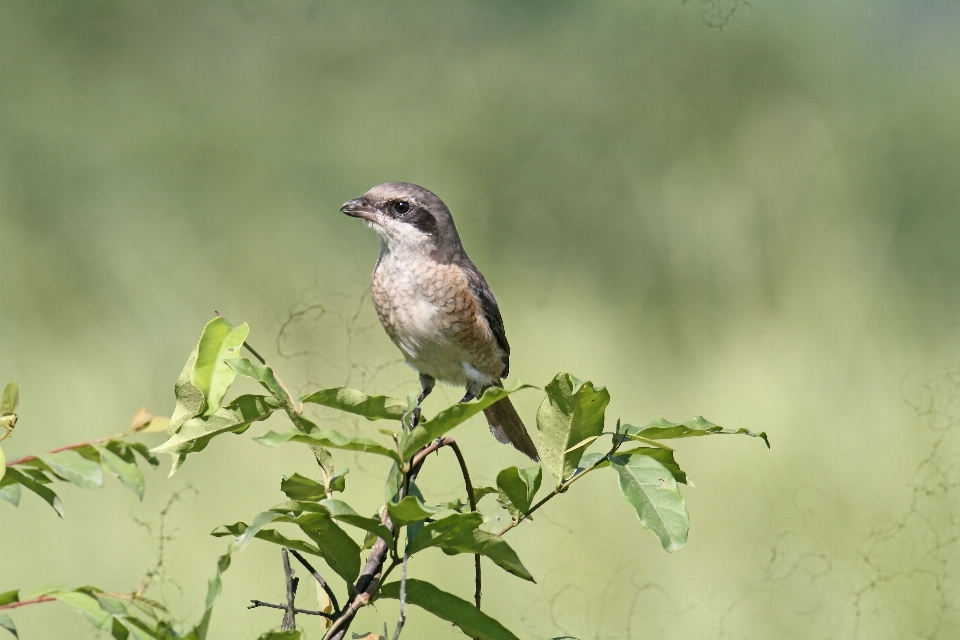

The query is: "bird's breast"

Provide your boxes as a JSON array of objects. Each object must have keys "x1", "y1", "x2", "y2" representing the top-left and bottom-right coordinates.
[{"x1": 371, "y1": 253, "x2": 502, "y2": 385}]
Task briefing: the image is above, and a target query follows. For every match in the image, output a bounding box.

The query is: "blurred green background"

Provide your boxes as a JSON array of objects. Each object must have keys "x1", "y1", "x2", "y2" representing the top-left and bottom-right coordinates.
[{"x1": 3, "y1": 1, "x2": 960, "y2": 638}]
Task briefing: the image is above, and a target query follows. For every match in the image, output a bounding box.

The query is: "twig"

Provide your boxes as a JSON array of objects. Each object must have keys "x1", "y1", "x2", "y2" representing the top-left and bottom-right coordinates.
[
  {"x1": 287, "y1": 548, "x2": 340, "y2": 615},
  {"x1": 447, "y1": 442, "x2": 482, "y2": 609},
  {"x1": 280, "y1": 548, "x2": 299, "y2": 631},
  {"x1": 248, "y1": 600, "x2": 335, "y2": 620},
  {"x1": 325, "y1": 526, "x2": 395, "y2": 640},
  {"x1": 407, "y1": 437, "x2": 483, "y2": 608},
  {"x1": 496, "y1": 427, "x2": 629, "y2": 538},
  {"x1": 391, "y1": 550, "x2": 410, "y2": 640},
  {"x1": 0, "y1": 591, "x2": 160, "y2": 613},
  {"x1": 0, "y1": 595, "x2": 56, "y2": 611},
  {"x1": 323, "y1": 437, "x2": 477, "y2": 638},
  {"x1": 241, "y1": 341, "x2": 267, "y2": 365},
  {"x1": 6, "y1": 433, "x2": 128, "y2": 467}
]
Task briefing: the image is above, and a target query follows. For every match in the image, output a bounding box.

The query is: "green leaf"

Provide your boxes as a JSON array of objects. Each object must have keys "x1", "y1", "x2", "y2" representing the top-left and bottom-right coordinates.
[
  {"x1": 311, "y1": 445, "x2": 336, "y2": 488},
  {"x1": 225, "y1": 358, "x2": 294, "y2": 408},
  {"x1": 379, "y1": 579, "x2": 522, "y2": 640},
  {"x1": 168, "y1": 345, "x2": 205, "y2": 436},
  {"x1": 472, "y1": 486, "x2": 498, "y2": 503},
  {"x1": 622, "y1": 433, "x2": 674, "y2": 450},
  {"x1": 271, "y1": 499, "x2": 394, "y2": 545},
  {"x1": 3, "y1": 468, "x2": 63, "y2": 517},
  {"x1": 329, "y1": 469, "x2": 348, "y2": 493},
  {"x1": 20, "y1": 468, "x2": 51, "y2": 484},
  {"x1": 496, "y1": 465, "x2": 542, "y2": 520},
  {"x1": 630, "y1": 416, "x2": 770, "y2": 449},
  {"x1": 0, "y1": 446, "x2": 4, "y2": 483},
  {"x1": 296, "y1": 513, "x2": 361, "y2": 584},
  {"x1": 254, "y1": 428, "x2": 400, "y2": 462},
  {"x1": 110, "y1": 618, "x2": 130, "y2": 640},
  {"x1": 0, "y1": 477, "x2": 21, "y2": 506},
  {"x1": 1, "y1": 382, "x2": 19, "y2": 415},
  {"x1": 33, "y1": 451, "x2": 104, "y2": 489},
  {"x1": 54, "y1": 591, "x2": 112, "y2": 629},
  {"x1": 22, "y1": 585, "x2": 66, "y2": 599},
  {"x1": 385, "y1": 462, "x2": 402, "y2": 502},
  {"x1": 610, "y1": 453, "x2": 689, "y2": 552},
  {"x1": 152, "y1": 394, "x2": 280, "y2": 472},
  {"x1": 0, "y1": 591, "x2": 18, "y2": 607},
  {"x1": 407, "y1": 513, "x2": 534, "y2": 582},
  {"x1": 191, "y1": 318, "x2": 249, "y2": 416},
  {"x1": 210, "y1": 521, "x2": 323, "y2": 557},
  {"x1": 94, "y1": 593, "x2": 131, "y2": 617},
  {"x1": 280, "y1": 473, "x2": 326, "y2": 501},
  {"x1": 94, "y1": 445, "x2": 146, "y2": 499},
  {"x1": 300, "y1": 388, "x2": 406, "y2": 421},
  {"x1": 281, "y1": 468, "x2": 348, "y2": 498},
  {"x1": 536, "y1": 373, "x2": 610, "y2": 484},
  {"x1": 230, "y1": 511, "x2": 283, "y2": 553},
  {"x1": 318, "y1": 499, "x2": 394, "y2": 544},
  {"x1": 401, "y1": 385, "x2": 533, "y2": 460},
  {"x1": 387, "y1": 495, "x2": 442, "y2": 527},
  {"x1": 0, "y1": 614, "x2": 17, "y2": 639},
  {"x1": 619, "y1": 447, "x2": 688, "y2": 485},
  {"x1": 403, "y1": 481, "x2": 428, "y2": 545},
  {"x1": 575, "y1": 452, "x2": 609, "y2": 472},
  {"x1": 124, "y1": 442, "x2": 160, "y2": 468},
  {"x1": 360, "y1": 529, "x2": 379, "y2": 551},
  {"x1": 407, "y1": 512, "x2": 484, "y2": 554}
]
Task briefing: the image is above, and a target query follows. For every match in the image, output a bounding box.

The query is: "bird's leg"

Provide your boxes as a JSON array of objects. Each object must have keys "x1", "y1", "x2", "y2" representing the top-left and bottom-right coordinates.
[
  {"x1": 416, "y1": 374, "x2": 435, "y2": 405},
  {"x1": 410, "y1": 374, "x2": 435, "y2": 428}
]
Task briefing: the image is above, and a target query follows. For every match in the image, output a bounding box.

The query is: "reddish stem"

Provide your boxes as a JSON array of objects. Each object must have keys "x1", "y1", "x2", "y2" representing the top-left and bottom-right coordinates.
[
  {"x1": 5, "y1": 433, "x2": 125, "y2": 467},
  {"x1": 0, "y1": 595, "x2": 56, "y2": 611}
]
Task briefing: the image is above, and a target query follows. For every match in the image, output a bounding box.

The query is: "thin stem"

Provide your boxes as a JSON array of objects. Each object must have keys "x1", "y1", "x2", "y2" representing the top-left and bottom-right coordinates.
[
  {"x1": 280, "y1": 548, "x2": 299, "y2": 631},
  {"x1": 214, "y1": 309, "x2": 266, "y2": 365},
  {"x1": 391, "y1": 551, "x2": 409, "y2": 640},
  {"x1": 0, "y1": 595, "x2": 56, "y2": 611},
  {"x1": 322, "y1": 436, "x2": 477, "y2": 638},
  {"x1": 496, "y1": 428, "x2": 629, "y2": 538},
  {"x1": 287, "y1": 548, "x2": 340, "y2": 615},
  {"x1": 241, "y1": 342, "x2": 267, "y2": 365},
  {"x1": 322, "y1": 588, "x2": 376, "y2": 640},
  {"x1": 6, "y1": 433, "x2": 127, "y2": 467},
  {"x1": 446, "y1": 442, "x2": 482, "y2": 609},
  {"x1": 248, "y1": 600, "x2": 335, "y2": 620}
]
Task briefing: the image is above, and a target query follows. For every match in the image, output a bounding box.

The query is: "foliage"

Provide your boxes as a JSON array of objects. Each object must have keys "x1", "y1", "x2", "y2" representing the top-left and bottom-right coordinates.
[{"x1": 0, "y1": 319, "x2": 768, "y2": 639}]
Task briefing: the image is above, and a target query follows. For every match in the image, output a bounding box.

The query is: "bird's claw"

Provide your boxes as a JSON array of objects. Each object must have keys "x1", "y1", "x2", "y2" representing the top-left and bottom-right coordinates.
[{"x1": 409, "y1": 406, "x2": 422, "y2": 429}]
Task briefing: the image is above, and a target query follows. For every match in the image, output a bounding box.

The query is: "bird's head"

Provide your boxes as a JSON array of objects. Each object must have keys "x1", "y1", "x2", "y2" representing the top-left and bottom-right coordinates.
[{"x1": 340, "y1": 182, "x2": 463, "y2": 259}]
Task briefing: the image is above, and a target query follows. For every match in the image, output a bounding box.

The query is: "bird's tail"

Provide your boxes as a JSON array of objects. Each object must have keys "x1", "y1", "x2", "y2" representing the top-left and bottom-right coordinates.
[{"x1": 483, "y1": 397, "x2": 539, "y2": 461}]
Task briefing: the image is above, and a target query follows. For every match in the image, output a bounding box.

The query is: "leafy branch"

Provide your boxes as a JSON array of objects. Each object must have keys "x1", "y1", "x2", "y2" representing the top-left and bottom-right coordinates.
[
  {"x1": 1, "y1": 380, "x2": 168, "y2": 517},
  {"x1": 150, "y1": 318, "x2": 767, "y2": 638},
  {"x1": 1, "y1": 317, "x2": 769, "y2": 640}
]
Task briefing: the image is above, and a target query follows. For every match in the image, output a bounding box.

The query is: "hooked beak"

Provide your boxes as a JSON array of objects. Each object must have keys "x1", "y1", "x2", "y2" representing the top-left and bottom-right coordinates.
[{"x1": 340, "y1": 197, "x2": 378, "y2": 221}]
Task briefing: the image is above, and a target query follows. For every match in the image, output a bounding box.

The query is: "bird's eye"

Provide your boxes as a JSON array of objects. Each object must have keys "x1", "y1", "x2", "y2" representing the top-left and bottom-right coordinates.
[{"x1": 394, "y1": 201, "x2": 410, "y2": 215}]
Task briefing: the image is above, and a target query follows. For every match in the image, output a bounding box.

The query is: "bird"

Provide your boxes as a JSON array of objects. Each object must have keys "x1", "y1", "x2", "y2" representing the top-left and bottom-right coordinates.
[{"x1": 340, "y1": 182, "x2": 539, "y2": 461}]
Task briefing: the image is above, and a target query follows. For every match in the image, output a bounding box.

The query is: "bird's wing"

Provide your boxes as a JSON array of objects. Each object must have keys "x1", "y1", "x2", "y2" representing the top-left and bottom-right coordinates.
[{"x1": 459, "y1": 260, "x2": 510, "y2": 378}]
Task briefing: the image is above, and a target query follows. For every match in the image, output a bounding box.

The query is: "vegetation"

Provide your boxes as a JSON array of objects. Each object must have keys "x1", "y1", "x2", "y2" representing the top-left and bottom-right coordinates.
[{"x1": 0, "y1": 318, "x2": 768, "y2": 639}]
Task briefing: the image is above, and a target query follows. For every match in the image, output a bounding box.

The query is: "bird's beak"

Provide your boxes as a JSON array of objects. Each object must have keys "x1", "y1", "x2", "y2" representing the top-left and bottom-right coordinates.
[{"x1": 340, "y1": 197, "x2": 377, "y2": 221}]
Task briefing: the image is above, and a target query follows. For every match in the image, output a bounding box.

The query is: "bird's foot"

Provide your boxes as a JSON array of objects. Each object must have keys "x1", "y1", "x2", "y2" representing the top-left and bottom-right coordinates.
[
  {"x1": 409, "y1": 406, "x2": 422, "y2": 429},
  {"x1": 459, "y1": 390, "x2": 477, "y2": 403}
]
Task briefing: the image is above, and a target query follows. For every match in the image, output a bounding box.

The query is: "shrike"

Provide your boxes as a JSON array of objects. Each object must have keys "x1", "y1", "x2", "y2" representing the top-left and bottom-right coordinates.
[{"x1": 341, "y1": 182, "x2": 539, "y2": 461}]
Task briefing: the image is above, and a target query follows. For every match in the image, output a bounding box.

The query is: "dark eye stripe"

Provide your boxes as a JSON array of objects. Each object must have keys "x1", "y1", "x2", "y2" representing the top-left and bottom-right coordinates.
[{"x1": 408, "y1": 207, "x2": 439, "y2": 236}]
